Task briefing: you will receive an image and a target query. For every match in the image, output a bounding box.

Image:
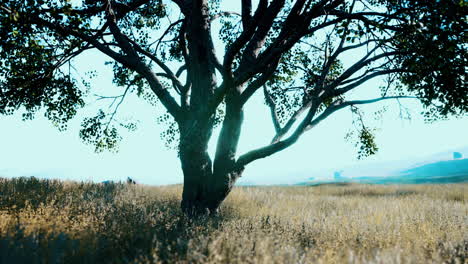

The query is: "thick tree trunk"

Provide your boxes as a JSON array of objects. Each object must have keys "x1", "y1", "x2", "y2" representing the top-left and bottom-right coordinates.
[
  {"x1": 179, "y1": 146, "x2": 242, "y2": 216},
  {"x1": 179, "y1": 120, "x2": 243, "y2": 216},
  {"x1": 180, "y1": 169, "x2": 242, "y2": 216}
]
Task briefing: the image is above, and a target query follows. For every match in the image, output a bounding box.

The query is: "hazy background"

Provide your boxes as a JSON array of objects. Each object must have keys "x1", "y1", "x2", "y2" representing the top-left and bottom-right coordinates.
[
  {"x1": 1, "y1": 50, "x2": 466, "y2": 185},
  {"x1": 1, "y1": 1, "x2": 467, "y2": 185}
]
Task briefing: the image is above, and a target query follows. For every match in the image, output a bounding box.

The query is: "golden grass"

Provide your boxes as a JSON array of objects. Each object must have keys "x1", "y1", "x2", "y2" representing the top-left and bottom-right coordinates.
[{"x1": 0, "y1": 177, "x2": 466, "y2": 263}]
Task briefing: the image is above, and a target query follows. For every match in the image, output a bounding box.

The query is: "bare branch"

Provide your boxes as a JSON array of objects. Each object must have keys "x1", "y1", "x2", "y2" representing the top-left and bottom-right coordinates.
[
  {"x1": 236, "y1": 95, "x2": 416, "y2": 168},
  {"x1": 104, "y1": 83, "x2": 132, "y2": 132},
  {"x1": 318, "y1": 19, "x2": 349, "y2": 87},
  {"x1": 324, "y1": 50, "x2": 402, "y2": 93},
  {"x1": 263, "y1": 86, "x2": 281, "y2": 133},
  {"x1": 333, "y1": 68, "x2": 408, "y2": 96},
  {"x1": 152, "y1": 19, "x2": 183, "y2": 52},
  {"x1": 271, "y1": 100, "x2": 313, "y2": 143},
  {"x1": 94, "y1": 94, "x2": 124, "y2": 101},
  {"x1": 305, "y1": 96, "x2": 417, "y2": 131},
  {"x1": 176, "y1": 65, "x2": 187, "y2": 77},
  {"x1": 236, "y1": 101, "x2": 319, "y2": 168},
  {"x1": 211, "y1": 11, "x2": 241, "y2": 21},
  {"x1": 328, "y1": 10, "x2": 404, "y2": 31}
]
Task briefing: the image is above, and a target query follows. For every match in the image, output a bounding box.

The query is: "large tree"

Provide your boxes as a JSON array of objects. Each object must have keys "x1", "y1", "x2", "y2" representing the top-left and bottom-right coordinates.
[{"x1": 0, "y1": 0, "x2": 466, "y2": 215}]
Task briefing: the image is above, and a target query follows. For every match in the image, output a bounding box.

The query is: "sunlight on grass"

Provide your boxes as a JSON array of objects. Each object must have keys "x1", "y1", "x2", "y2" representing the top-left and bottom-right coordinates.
[{"x1": 0, "y1": 177, "x2": 466, "y2": 263}]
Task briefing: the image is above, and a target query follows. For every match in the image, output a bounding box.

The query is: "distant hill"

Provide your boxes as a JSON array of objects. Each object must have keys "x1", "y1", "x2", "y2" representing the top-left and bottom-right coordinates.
[
  {"x1": 394, "y1": 158, "x2": 468, "y2": 184},
  {"x1": 297, "y1": 158, "x2": 468, "y2": 185}
]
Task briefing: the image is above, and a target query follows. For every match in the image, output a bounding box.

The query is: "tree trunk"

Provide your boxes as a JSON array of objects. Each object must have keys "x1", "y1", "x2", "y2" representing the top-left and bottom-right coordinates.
[
  {"x1": 178, "y1": 120, "x2": 243, "y2": 217},
  {"x1": 179, "y1": 146, "x2": 242, "y2": 216}
]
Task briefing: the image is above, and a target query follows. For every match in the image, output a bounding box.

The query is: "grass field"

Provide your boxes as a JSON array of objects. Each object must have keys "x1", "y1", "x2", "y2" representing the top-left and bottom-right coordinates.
[{"x1": 0, "y1": 177, "x2": 466, "y2": 263}]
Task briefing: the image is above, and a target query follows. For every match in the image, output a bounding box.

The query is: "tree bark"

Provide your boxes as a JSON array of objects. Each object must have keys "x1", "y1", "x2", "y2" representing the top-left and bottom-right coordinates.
[
  {"x1": 179, "y1": 117, "x2": 243, "y2": 217},
  {"x1": 179, "y1": 147, "x2": 243, "y2": 216},
  {"x1": 179, "y1": 146, "x2": 214, "y2": 216}
]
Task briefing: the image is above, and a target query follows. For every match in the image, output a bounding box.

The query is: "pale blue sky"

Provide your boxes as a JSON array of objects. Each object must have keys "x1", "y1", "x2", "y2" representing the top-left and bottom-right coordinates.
[
  {"x1": 0, "y1": 51, "x2": 466, "y2": 185},
  {"x1": 1, "y1": 1, "x2": 467, "y2": 185}
]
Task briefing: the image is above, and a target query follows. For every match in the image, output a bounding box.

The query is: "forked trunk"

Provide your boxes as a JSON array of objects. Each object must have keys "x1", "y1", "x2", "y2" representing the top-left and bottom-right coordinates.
[
  {"x1": 178, "y1": 85, "x2": 244, "y2": 216},
  {"x1": 179, "y1": 124, "x2": 242, "y2": 216},
  {"x1": 179, "y1": 149, "x2": 242, "y2": 216}
]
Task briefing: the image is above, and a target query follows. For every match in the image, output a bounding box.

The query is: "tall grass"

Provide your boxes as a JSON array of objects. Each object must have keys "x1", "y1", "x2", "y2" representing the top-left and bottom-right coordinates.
[{"x1": 0, "y1": 177, "x2": 466, "y2": 263}]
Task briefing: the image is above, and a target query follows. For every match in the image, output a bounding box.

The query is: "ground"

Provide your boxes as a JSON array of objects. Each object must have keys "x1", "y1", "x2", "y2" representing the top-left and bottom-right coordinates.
[{"x1": 0, "y1": 177, "x2": 466, "y2": 263}]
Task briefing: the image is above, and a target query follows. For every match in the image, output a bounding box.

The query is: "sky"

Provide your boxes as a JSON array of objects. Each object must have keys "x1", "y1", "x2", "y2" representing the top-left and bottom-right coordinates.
[
  {"x1": 1, "y1": 1, "x2": 467, "y2": 185},
  {"x1": 0, "y1": 54, "x2": 466, "y2": 185}
]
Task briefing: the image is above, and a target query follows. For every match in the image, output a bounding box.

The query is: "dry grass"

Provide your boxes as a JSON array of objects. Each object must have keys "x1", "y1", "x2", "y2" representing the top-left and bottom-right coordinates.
[{"x1": 0, "y1": 177, "x2": 466, "y2": 264}]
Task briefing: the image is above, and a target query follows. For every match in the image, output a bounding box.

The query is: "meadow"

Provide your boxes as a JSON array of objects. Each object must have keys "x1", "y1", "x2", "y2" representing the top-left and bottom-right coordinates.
[{"x1": 0, "y1": 177, "x2": 466, "y2": 264}]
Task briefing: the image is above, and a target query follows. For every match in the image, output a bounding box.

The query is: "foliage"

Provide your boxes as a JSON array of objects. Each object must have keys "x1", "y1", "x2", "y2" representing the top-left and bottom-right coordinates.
[
  {"x1": 79, "y1": 110, "x2": 122, "y2": 153},
  {"x1": 0, "y1": 177, "x2": 467, "y2": 263},
  {"x1": 388, "y1": 0, "x2": 468, "y2": 116},
  {"x1": 0, "y1": 0, "x2": 465, "y2": 156}
]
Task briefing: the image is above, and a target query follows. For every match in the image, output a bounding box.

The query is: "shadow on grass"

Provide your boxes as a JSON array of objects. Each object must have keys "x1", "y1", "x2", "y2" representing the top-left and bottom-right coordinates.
[
  {"x1": 0, "y1": 177, "x2": 232, "y2": 264},
  {"x1": 437, "y1": 239, "x2": 468, "y2": 264}
]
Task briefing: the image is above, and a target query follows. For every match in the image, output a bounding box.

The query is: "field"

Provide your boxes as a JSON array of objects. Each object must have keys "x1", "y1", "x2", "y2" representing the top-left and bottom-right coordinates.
[{"x1": 0, "y1": 177, "x2": 466, "y2": 264}]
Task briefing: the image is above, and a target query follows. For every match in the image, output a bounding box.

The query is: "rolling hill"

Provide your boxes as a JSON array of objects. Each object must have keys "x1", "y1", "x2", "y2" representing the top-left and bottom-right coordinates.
[{"x1": 297, "y1": 157, "x2": 468, "y2": 185}]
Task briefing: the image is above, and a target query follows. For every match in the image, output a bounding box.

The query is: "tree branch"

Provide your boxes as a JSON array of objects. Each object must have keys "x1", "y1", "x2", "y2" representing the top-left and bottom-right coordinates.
[
  {"x1": 234, "y1": 0, "x2": 332, "y2": 86},
  {"x1": 126, "y1": 37, "x2": 184, "y2": 92},
  {"x1": 237, "y1": 0, "x2": 286, "y2": 74},
  {"x1": 153, "y1": 19, "x2": 183, "y2": 52},
  {"x1": 324, "y1": 50, "x2": 401, "y2": 93},
  {"x1": 239, "y1": 58, "x2": 280, "y2": 105},
  {"x1": 104, "y1": 81, "x2": 133, "y2": 132},
  {"x1": 211, "y1": 11, "x2": 241, "y2": 21},
  {"x1": 34, "y1": 12, "x2": 182, "y2": 121},
  {"x1": 328, "y1": 10, "x2": 404, "y2": 31},
  {"x1": 305, "y1": 96, "x2": 417, "y2": 131},
  {"x1": 223, "y1": 0, "x2": 268, "y2": 73},
  {"x1": 237, "y1": 95, "x2": 417, "y2": 168},
  {"x1": 271, "y1": 100, "x2": 313, "y2": 143},
  {"x1": 105, "y1": 3, "x2": 183, "y2": 119},
  {"x1": 333, "y1": 68, "x2": 408, "y2": 96},
  {"x1": 263, "y1": 86, "x2": 281, "y2": 133},
  {"x1": 241, "y1": 0, "x2": 253, "y2": 28},
  {"x1": 236, "y1": 101, "x2": 319, "y2": 168}
]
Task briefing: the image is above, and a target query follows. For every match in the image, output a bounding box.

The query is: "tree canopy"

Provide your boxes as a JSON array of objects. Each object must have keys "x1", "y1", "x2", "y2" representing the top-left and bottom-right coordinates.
[{"x1": 1, "y1": 0, "x2": 466, "y2": 214}]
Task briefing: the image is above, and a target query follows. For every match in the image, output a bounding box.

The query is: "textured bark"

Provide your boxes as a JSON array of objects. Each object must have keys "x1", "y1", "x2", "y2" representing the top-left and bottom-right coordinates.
[
  {"x1": 178, "y1": 0, "x2": 227, "y2": 216},
  {"x1": 179, "y1": 147, "x2": 214, "y2": 215},
  {"x1": 179, "y1": 144, "x2": 243, "y2": 216},
  {"x1": 179, "y1": 116, "x2": 243, "y2": 216},
  {"x1": 180, "y1": 169, "x2": 242, "y2": 216}
]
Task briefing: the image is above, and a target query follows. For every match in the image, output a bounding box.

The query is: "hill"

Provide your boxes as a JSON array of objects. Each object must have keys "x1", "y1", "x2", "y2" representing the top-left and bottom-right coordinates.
[
  {"x1": 395, "y1": 158, "x2": 468, "y2": 184},
  {"x1": 297, "y1": 157, "x2": 468, "y2": 186}
]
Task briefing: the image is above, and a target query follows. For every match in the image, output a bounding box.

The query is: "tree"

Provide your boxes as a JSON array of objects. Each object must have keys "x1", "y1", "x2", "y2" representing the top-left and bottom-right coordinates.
[{"x1": 0, "y1": 0, "x2": 466, "y2": 215}]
